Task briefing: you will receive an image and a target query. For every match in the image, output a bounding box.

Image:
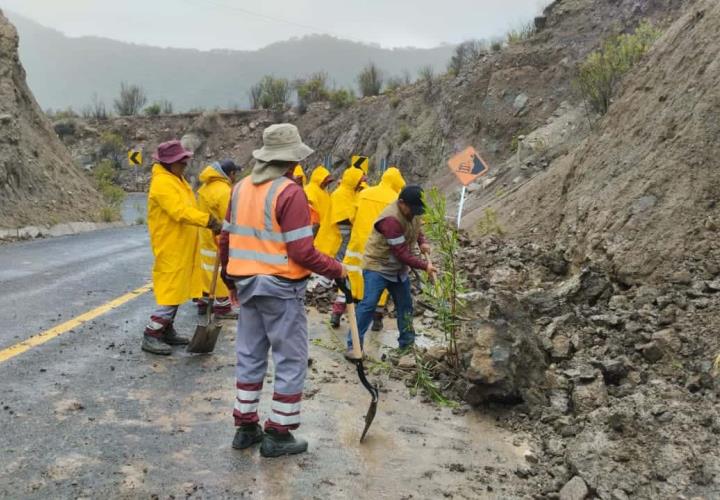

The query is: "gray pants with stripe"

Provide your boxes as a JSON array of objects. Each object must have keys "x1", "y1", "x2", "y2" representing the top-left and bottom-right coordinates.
[{"x1": 235, "y1": 293, "x2": 308, "y2": 431}]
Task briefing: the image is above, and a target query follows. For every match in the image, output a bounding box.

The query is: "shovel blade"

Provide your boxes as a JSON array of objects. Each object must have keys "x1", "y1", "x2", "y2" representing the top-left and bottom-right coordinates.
[
  {"x1": 360, "y1": 400, "x2": 378, "y2": 442},
  {"x1": 186, "y1": 323, "x2": 222, "y2": 354}
]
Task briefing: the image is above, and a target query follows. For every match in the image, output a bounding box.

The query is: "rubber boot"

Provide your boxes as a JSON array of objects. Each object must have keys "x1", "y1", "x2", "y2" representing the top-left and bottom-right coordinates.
[
  {"x1": 330, "y1": 313, "x2": 341, "y2": 329},
  {"x1": 232, "y1": 423, "x2": 264, "y2": 450},
  {"x1": 141, "y1": 334, "x2": 172, "y2": 355},
  {"x1": 260, "y1": 429, "x2": 308, "y2": 458},
  {"x1": 161, "y1": 326, "x2": 189, "y2": 346}
]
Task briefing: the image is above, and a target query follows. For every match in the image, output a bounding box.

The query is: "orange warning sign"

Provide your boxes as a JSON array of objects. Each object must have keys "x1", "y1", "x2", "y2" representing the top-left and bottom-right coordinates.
[{"x1": 447, "y1": 147, "x2": 490, "y2": 186}]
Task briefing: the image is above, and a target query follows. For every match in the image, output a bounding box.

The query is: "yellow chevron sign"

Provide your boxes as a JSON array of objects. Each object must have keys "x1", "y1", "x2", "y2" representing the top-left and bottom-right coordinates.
[
  {"x1": 128, "y1": 149, "x2": 142, "y2": 166},
  {"x1": 351, "y1": 155, "x2": 369, "y2": 174}
]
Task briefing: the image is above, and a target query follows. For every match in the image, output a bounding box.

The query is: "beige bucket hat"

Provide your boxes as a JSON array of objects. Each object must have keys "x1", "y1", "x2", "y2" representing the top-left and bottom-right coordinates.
[{"x1": 252, "y1": 123, "x2": 314, "y2": 163}]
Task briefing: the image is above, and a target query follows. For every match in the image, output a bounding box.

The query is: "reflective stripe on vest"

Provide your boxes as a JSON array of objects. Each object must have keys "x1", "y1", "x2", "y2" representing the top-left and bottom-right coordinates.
[{"x1": 226, "y1": 177, "x2": 312, "y2": 279}]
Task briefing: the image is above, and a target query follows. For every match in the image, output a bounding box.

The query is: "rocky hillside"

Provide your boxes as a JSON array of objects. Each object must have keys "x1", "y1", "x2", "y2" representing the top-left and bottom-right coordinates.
[
  {"x1": 0, "y1": 10, "x2": 102, "y2": 229},
  {"x1": 467, "y1": 0, "x2": 717, "y2": 283}
]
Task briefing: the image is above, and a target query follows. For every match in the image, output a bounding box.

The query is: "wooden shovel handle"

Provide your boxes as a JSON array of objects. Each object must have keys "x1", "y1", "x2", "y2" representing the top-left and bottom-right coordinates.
[
  {"x1": 346, "y1": 302, "x2": 363, "y2": 360},
  {"x1": 336, "y1": 278, "x2": 363, "y2": 360}
]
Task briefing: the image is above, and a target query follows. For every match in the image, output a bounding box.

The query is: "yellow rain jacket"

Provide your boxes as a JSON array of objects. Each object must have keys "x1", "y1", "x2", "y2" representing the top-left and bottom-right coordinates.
[
  {"x1": 343, "y1": 167, "x2": 406, "y2": 299},
  {"x1": 147, "y1": 163, "x2": 210, "y2": 305},
  {"x1": 293, "y1": 165, "x2": 307, "y2": 186},
  {"x1": 304, "y1": 166, "x2": 332, "y2": 232},
  {"x1": 196, "y1": 163, "x2": 233, "y2": 298},
  {"x1": 315, "y1": 167, "x2": 364, "y2": 258}
]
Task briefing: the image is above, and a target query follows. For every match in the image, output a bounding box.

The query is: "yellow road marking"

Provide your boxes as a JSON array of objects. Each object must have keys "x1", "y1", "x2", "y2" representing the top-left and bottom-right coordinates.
[{"x1": 0, "y1": 283, "x2": 152, "y2": 364}]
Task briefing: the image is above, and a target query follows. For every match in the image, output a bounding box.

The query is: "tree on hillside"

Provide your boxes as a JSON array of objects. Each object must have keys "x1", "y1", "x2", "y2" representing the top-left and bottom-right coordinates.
[
  {"x1": 247, "y1": 76, "x2": 291, "y2": 112},
  {"x1": 357, "y1": 63, "x2": 383, "y2": 97},
  {"x1": 114, "y1": 82, "x2": 147, "y2": 116},
  {"x1": 295, "y1": 72, "x2": 330, "y2": 113}
]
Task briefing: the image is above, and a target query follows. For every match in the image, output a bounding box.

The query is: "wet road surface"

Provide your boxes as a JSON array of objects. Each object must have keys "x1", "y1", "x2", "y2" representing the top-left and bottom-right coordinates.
[{"x1": 0, "y1": 222, "x2": 530, "y2": 499}]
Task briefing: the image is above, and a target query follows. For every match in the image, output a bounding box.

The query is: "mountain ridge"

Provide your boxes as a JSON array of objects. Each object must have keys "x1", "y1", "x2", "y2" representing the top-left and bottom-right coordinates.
[{"x1": 7, "y1": 11, "x2": 456, "y2": 112}]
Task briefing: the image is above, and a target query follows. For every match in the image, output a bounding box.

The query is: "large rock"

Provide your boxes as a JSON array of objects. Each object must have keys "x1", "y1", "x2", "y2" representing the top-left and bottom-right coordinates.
[
  {"x1": 464, "y1": 293, "x2": 547, "y2": 406},
  {"x1": 559, "y1": 476, "x2": 589, "y2": 500}
]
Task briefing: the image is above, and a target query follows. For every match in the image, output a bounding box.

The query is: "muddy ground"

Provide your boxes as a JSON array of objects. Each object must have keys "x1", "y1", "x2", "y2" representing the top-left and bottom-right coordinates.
[{"x1": 0, "y1": 226, "x2": 533, "y2": 499}]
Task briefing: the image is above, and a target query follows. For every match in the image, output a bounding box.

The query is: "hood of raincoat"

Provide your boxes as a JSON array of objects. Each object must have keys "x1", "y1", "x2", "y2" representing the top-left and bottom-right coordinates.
[
  {"x1": 293, "y1": 165, "x2": 307, "y2": 185},
  {"x1": 380, "y1": 167, "x2": 405, "y2": 194},
  {"x1": 308, "y1": 165, "x2": 331, "y2": 187},
  {"x1": 199, "y1": 163, "x2": 231, "y2": 186},
  {"x1": 329, "y1": 168, "x2": 364, "y2": 224}
]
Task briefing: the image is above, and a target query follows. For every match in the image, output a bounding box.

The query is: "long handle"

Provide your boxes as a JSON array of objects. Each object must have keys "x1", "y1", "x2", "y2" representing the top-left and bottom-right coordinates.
[
  {"x1": 346, "y1": 302, "x2": 363, "y2": 360},
  {"x1": 206, "y1": 253, "x2": 221, "y2": 325},
  {"x1": 336, "y1": 279, "x2": 362, "y2": 360}
]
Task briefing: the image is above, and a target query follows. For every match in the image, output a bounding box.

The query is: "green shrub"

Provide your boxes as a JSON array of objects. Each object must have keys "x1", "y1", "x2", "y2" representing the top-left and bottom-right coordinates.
[
  {"x1": 114, "y1": 82, "x2": 147, "y2": 116},
  {"x1": 99, "y1": 206, "x2": 120, "y2": 222},
  {"x1": 250, "y1": 76, "x2": 291, "y2": 112},
  {"x1": 94, "y1": 159, "x2": 125, "y2": 211},
  {"x1": 144, "y1": 103, "x2": 161, "y2": 116},
  {"x1": 476, "y1": 208, "x2": 505, "y2": 237},
  {"x1": 491, "y1": 40, "x2": 503, "y2": 52},
  {"x1": 575, "y1": 21, "x2": 661, "y2": 115},
  {"x1": 98, "y1": 131, "x2": 125, "y2": 165},
  {"x1": 506, "y1": 21, "x2": 536, "y2": 45},
  {"x1": 357, "y1": 63, "x2": 383, "y2": 97},
  {"x1": 295, "y1": 72, "x2": 330, "y2": 113},
  {"x1": 329, "y1": 88, "x2": 355, "y2": 109},
  {"x1": 417, "y1": 65, "x2": 436, "y2": 100}
]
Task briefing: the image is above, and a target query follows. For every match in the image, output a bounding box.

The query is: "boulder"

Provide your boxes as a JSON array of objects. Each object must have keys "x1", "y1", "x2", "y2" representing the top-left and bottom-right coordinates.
[
  {"x1": 559, "y1": 476, "x2": 589, "y2": 500},
  {"x1": 464, "y1": 293, "x2": 547, "y2": 405},
  {"x1": 572, "y1": 374, "x2": 608, "y2": 413}
]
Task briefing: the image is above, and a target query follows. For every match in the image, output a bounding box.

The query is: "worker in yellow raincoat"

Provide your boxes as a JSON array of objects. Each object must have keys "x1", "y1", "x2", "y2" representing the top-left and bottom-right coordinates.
[
  {"x1": 343, "y1": 167, "x2": 406, "y2": 332},
  {"x1": 314, "y1": 167, "x2": 365, "y2": 327},
  {"x1": 292, "y1": 165, "x2": 307, "y2": 186},
  {"x1": 142, "y1": 140, "x2": 223, "y2": 356},
  {"x1": 304, "y1": 165, "x2": 333, "y2": 235},
  {"x1": 196, "y1": 160, "x2": 241, "y2": 319}
]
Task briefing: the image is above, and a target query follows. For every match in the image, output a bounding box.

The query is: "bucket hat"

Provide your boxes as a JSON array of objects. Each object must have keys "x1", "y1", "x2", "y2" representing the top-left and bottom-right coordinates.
[
  {"x1": 252, "y1": 124, "x2": 313, "y2": 163},
  {"x1": 152, "y1": 140, "x2": 193, "y2": 164}
]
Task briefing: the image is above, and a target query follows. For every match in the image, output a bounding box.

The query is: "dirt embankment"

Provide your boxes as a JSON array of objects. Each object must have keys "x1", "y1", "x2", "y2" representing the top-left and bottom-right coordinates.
[{"x1": 0, "y1": 10, "x2": 102, "y2": 228}]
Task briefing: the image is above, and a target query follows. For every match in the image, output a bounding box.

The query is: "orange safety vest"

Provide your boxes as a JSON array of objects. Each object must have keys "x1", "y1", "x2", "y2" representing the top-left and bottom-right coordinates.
[{"x1": 225, "y1": 176, "x2": 313, "y2": 280}]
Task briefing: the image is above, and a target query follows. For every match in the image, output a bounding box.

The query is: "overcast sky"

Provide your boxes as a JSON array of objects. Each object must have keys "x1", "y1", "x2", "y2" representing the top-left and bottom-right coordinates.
[{"x1": 1, "y1": 0, "x2": 550, "y2": 50}]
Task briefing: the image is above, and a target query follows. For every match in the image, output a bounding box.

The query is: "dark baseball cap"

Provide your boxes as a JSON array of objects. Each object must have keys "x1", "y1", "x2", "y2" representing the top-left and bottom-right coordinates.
[
  {"x1": 399, "y1": 185, "x2": 425, "y2": 215},
  {"x1": 219, "y1": 159, "x2": 240, "y2": 174}
]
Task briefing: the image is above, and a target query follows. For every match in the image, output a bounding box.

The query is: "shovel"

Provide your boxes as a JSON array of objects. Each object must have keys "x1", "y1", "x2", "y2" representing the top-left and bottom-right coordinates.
[
  {"x1": 187, "y1": 253, "x2": 223, "y2": 354},
  {"x1": 336, "y1": 278, "x2": 379, "y2": 442}
]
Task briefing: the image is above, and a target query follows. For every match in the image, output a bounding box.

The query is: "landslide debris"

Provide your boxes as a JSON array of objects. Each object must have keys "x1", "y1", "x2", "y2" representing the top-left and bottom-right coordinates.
[{"x1": 0, "y1": 10, "x2": 102, "y2": 228}]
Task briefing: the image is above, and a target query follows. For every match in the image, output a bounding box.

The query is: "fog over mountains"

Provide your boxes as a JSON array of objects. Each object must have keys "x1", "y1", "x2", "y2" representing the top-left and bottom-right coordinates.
[{"x1": 7, "y1": 11, "x2": 456, "y2": 112}]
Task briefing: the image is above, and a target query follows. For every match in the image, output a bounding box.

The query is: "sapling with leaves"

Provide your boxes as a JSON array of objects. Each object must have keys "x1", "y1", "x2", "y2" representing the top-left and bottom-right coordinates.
[{"x1": 419, "y1": 187, "x2": 469, "y2": 371}]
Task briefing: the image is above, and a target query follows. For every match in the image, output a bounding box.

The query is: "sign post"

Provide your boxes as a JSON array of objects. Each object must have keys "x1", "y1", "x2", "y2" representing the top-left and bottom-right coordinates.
[
  {"x1": 128, "y1": 148, "x2": 143, "y2": 191},
  {"x1": 447, "y1": 146, "x2": 490, "y2": 228}
]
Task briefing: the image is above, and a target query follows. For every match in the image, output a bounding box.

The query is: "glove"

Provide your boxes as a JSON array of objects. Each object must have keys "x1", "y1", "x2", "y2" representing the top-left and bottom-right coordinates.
[{"x1": 207, "y1": 217, "x2": 223, "y2": 235}]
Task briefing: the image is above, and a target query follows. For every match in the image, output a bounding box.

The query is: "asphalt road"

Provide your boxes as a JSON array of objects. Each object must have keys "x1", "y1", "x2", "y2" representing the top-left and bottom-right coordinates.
[{"x1": 0, "y1": 205, "x2": 529, "y2": 499}]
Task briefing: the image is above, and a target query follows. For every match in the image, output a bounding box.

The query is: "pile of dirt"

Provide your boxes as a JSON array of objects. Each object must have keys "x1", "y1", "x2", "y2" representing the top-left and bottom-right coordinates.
[
  {"x1": 412, "y1": 230, "x2": 720, "y2": 498},
  {"x1": 0, "y1": 10, "x2": 102, "y2": 228}
]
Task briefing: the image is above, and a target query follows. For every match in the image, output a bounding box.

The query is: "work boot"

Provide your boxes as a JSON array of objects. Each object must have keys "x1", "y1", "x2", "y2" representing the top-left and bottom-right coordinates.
[
  {"x1": 232, "y1": 423, "x2": 264, "y2": 450},
  {"x1": 141, "y1": 334, "x2": 172, "y2": 355},
  {"x1": 371, "y1": 315, "x2": 384, "y2": 332},
  {"x1": 330, "y1": 313, "x2": 341, "y2": 329},
  {"x1": 161, "y1": 326, "x2": 190, "y2": 346},
  {"x1": 260, "y1": 429, "x2": 308, "y2": 458}
]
